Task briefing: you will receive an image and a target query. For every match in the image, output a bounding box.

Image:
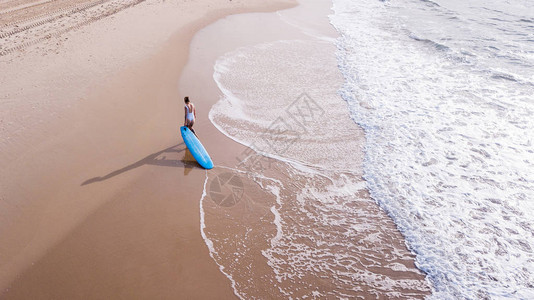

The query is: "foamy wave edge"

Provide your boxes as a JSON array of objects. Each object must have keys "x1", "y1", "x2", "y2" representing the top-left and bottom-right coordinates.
[{"x1": 199, "y1": 171, "x2": 244, "y2": 300}]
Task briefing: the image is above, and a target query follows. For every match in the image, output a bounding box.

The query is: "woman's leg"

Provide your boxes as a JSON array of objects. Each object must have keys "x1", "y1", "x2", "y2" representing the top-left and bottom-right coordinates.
[{"x1": 188, "y1": 119, "x2": 197, "y2": 136}]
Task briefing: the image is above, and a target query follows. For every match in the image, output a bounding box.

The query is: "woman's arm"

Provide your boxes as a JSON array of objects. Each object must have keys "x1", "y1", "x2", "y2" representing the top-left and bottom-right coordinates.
[
  {"x1": 184, "y1": 106, "x2": 187, "y2": 125},
  {"x1": 193, "y1": 104, "x2": 196, "y2": 118}
]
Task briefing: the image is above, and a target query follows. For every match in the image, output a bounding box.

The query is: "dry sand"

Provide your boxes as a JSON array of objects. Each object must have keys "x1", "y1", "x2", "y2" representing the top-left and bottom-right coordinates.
[{"x1": 0, "y1": 0, "x2": 295, "y2": 298}]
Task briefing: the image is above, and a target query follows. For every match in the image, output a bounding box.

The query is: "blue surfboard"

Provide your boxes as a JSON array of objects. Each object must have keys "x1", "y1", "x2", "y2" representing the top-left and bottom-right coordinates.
[{"x1": 180, "y1": 126, "x2": 214, "y2": 169}]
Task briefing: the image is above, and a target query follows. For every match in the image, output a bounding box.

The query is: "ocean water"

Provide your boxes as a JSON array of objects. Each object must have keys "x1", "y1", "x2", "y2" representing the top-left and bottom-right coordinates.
[
  {"x1": 330, "y1": 0, "x2": 534, "y2": 299},
  {"x1": 202, "y1": 0, "x2": 534, "y2": 298}
]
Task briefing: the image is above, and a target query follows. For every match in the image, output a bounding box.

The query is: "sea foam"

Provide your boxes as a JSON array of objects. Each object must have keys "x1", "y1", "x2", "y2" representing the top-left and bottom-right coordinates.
[{"x1": 330, "y1": 0, "x2": 534, "y2": 298}]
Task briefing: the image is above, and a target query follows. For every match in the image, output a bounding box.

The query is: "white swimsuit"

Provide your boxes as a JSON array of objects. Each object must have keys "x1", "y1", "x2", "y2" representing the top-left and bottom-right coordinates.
[{"x1": 185, "y1": 104, "x2": 195, "y2": 122}]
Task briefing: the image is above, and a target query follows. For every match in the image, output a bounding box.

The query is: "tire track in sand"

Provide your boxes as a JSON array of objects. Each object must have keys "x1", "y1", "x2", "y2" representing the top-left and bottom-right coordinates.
[{"x1": 0, "y1": 0, "x2": 146, "y2": 56}]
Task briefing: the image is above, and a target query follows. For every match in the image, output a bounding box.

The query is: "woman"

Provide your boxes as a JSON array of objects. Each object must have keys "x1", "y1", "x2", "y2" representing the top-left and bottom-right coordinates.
[{"x1": 183, "y1": 96, "x2": 197, "y2": 135}]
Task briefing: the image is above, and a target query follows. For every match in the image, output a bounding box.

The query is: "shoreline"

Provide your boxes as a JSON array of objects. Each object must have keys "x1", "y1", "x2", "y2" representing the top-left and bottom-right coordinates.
[{"x1": 0, "y1": 0, "x2": 296, "y2": 298}]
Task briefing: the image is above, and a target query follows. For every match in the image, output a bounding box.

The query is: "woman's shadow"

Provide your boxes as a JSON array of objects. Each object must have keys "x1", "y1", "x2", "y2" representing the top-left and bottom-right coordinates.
[{"x1": 81, "y1": 143, "x2": 200, "y2": 186}]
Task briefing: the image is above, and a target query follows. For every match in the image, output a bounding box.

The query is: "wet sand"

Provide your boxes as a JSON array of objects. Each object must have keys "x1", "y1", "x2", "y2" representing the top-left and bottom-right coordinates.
[
  {"x1": 0, "y1": 0, "x2": 295, "y2": 298},
  {"x1": 183, "y1": 1, "x2": 431, "y2": 298}
]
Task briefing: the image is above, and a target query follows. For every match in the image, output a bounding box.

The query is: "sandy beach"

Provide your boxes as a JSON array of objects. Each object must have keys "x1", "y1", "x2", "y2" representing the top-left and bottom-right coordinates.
[
  {"x1": 1, "y1": 0, "x2": 432, "y2": 298},
  {"x1": 1, "y1": 0, "x2": 295, "y2": 298}
]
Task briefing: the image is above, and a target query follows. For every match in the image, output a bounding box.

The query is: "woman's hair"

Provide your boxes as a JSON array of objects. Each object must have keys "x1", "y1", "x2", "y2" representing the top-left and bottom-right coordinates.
[{"x1": 184, "y1": 96, "x2": 190, "y2": 103}]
